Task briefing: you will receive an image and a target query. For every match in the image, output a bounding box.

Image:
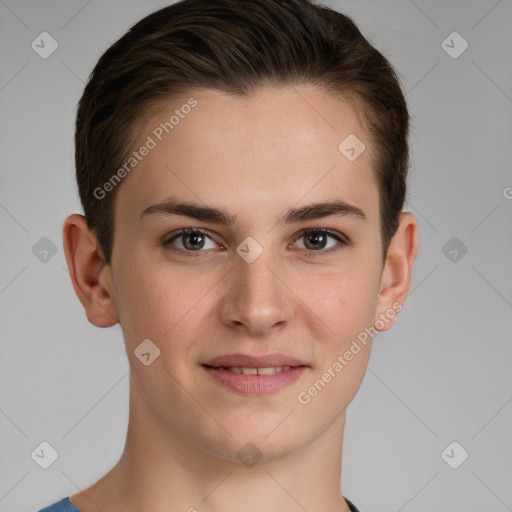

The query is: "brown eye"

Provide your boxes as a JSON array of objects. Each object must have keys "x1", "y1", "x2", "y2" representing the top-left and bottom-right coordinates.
[
  {"x1": 293, "y1": 228, "x2": 348, "y2": 256},
  {"x1": 180, "y1": 231, "x2": 206, "y2": 250},
  {"x1": 164, "y1": 228, "x2": 219, "y2": 255}
]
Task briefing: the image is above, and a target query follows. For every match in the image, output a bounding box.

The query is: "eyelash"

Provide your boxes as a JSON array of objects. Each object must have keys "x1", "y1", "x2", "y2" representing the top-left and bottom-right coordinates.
[{"x1": 163, "y1": 227, "x2": 350, "y2": 259}]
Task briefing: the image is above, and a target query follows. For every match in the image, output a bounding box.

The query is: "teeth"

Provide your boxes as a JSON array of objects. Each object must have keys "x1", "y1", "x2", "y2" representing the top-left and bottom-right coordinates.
[
  {"x1": 257, "y1": 366, "x2": 287, "y2": 375},
  {"x1": 226, "y1": 366, "x2": 292, "y2": 375}
]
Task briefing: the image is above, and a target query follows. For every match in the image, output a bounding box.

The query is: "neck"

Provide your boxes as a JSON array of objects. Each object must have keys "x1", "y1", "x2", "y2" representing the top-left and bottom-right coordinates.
[{"x1": 70, "y1": 373, "x2": 352, "y2": 512}]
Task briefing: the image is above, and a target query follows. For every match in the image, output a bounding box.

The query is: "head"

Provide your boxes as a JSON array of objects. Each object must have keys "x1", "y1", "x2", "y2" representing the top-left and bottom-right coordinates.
[{"x1": 64, "y1": 0, "x2": 418, "y2": 465}]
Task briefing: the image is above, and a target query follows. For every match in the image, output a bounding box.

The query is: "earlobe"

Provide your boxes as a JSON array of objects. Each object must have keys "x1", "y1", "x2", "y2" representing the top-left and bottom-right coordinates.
[
  {"x1": 62, "y1": 214, "x2": 119, "y2": 328},
  {"x1": 374, "y1": 212, "x2": 419, "y2": 332}
]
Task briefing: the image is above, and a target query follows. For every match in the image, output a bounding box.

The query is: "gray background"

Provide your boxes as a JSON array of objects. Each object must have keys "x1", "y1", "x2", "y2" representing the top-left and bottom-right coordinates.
[{"x1": 0, "y1": 1, "x2": 511, "y2": 511}]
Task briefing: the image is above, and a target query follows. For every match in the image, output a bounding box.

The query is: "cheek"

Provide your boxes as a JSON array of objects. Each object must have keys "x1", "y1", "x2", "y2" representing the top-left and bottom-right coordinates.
[
  {"x1": 297, "y1": 260, "x2": 379, "y2": 337},
  {"x1": 111, "y1": 253, "x2": 178, "y2": 342},
  {"x1": 294, "y1": 272, "x2": 377, "y2": 415},
  {"x1": 113, "y1": 255, "x2": 223, "y2": 353}
]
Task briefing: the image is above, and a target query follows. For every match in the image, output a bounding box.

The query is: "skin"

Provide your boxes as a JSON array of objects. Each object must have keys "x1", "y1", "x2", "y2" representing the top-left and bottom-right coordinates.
[{"x1": 63, "y1": 86, "x2": 418, "y2": 512}]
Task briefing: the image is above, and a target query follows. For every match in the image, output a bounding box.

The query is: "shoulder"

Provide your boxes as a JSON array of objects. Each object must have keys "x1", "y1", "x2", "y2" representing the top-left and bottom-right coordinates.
[{"x1": 36, "y1": 497, "x2": 82, "y2": 512}]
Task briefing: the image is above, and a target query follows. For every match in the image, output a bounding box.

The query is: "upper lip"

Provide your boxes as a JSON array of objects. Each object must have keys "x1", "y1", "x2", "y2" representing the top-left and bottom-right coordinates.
[{"x1": 203, "y1": 353, "x2": 308, "y2": 368}]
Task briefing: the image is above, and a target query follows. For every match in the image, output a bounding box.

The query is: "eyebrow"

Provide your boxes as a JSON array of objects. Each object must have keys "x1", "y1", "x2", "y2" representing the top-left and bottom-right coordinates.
[{"x1": 139, "y1": 197, "x2": 367, "y2": 225}]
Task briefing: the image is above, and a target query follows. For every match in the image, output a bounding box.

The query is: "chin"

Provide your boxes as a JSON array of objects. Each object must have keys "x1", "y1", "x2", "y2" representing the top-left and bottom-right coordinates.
[{"x1": 198, "y1": 419, "x2": 306, "y2": 465}]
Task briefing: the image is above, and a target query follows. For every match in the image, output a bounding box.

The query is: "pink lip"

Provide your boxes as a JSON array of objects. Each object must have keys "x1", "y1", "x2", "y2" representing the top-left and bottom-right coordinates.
[
  {"x1": 203, "y1": 352, "x2": 308, "y2": 368},
  {"x1": 201, "y1": 353, "x2": 309, "y2": 396}
]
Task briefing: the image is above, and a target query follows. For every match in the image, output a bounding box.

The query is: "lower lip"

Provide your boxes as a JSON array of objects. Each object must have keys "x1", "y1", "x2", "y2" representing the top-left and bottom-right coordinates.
[{"x1": 202, "y1": 365, "x2": 308, "y2": 396}]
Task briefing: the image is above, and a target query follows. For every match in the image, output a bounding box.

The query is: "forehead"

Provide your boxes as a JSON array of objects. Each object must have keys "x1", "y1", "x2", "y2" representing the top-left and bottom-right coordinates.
[{"x1": 114, "y1": 86, "x2": 379, "y2": 229}]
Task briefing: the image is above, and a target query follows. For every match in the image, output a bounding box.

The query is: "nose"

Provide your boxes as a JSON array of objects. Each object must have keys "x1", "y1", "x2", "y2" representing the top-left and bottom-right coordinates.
[{"x1": 218, "y1": 248, "x2": 294, "y2": 336}]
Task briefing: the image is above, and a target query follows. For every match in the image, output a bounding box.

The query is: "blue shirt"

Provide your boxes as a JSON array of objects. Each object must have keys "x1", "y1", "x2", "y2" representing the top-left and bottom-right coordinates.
[
  {"x1": 37, "y1": 498, "x2": 81, "y2": 511},
  {"x1": 38, "y1": 496, "x2": 362, "y2": 511}
]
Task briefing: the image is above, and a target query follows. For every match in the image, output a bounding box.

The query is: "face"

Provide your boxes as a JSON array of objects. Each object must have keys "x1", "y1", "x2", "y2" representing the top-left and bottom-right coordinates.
[{"x1": 106, "y1": 86, "x2": 389, "y2": 462}]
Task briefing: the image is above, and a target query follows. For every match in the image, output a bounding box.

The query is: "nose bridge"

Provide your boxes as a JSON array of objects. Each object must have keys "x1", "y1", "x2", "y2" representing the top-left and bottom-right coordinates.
[{"x1": 220, "y1": 244, "x2": 293, "y2": 333}]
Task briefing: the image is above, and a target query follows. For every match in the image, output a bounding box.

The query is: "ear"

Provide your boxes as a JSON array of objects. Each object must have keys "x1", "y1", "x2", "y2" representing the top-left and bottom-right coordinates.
[
  {"x1": 62, "y1": 214, "x2": 119, "y2": 327},
  {"x1": 374, "y1": 212, "x2": 418, "y2": 331}
]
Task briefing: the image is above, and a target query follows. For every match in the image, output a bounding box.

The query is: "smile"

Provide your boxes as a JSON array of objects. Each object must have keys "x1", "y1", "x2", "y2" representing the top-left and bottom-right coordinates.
[
  {"x1": 201, "y1": 364, "x2": 308, "y2": 395},
  {"x1": 217, "y1": 365, "x2": 291, "y2": 375}
]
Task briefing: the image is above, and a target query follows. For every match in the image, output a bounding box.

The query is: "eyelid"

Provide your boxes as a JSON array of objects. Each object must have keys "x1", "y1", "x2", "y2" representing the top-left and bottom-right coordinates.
[
  {"x1": 296, "y1": 227, "x2": 349, "y2": 245},
  {"x1": 164, "y1": 227, "x2": 221, "y2": 250}
]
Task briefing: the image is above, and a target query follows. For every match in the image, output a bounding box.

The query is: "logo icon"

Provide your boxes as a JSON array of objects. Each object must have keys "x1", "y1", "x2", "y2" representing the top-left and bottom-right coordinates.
[
  {"x1": 134, "y1": 339, "x2": 161, "y2": 366},
  {"x1": 31, "y1": 32, "x2": 59, "y2": 59},
  {"x1": 236, "y1": 442, "x2": 262, "y2": 467},
  {"x1": 441, "y1": 32, "x2": 468, "y2": 59},
  {"x1": 31, "y1": 441, "x2": 59, "y2": 469},
  {"x1": 442, "y1": 236, "x2": 468, "y2": 263},
  {"x1": 32, "y1": 237, "x2": 58, "y2": 263},
  {"x1": 339, "y1": 134, "x2": 366, "y2": 162},
  {"x1": 236, "y1": 236, "x2": 263, "y2": 264},
  {"x1": 441, "y1": 441, "x2": 469, "y2": 469}
]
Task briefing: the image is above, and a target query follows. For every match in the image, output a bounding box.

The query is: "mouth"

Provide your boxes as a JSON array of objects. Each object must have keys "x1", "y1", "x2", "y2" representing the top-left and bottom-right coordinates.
[
  {"x1": 204, "y1": 365, "x2": 296, "y2": 375},
  {"x1": 201, "y1": 353, "x2": 309, "y2": 396}
]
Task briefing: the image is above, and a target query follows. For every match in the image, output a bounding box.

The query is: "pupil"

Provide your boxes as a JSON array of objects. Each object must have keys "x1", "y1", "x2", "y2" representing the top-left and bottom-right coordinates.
[
  {"x1": 305, "y1": 232, "x2": 326, "y2": 250},
  {"x1": 184, "y1": 233, "x2": 204, "y2": 250}
]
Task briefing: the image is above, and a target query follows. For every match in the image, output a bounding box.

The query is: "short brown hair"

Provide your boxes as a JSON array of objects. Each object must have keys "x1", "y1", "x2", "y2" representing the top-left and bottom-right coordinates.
[{"x1": 75, "y1": 0, "x2": 410, "y2": 264}]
